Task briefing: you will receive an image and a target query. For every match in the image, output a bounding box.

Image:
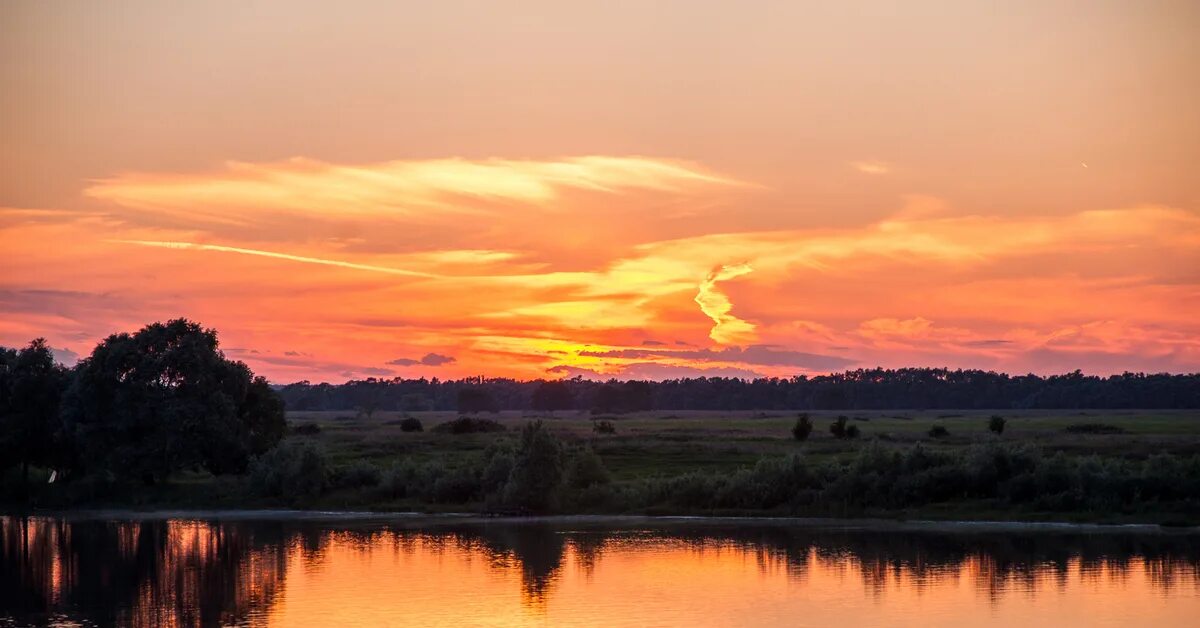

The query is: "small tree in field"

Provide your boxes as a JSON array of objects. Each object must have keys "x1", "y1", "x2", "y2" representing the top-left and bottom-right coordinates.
[
  {"x1": 792, "y1": 413, "x2": 813, "y2": 441},
  {"x1": 830, "y1": 416, "x2": 848, "y2": 439},
  {"x1": 504, "y1": 420, "x2": 564, "y2": 512},
  {"x1": 988, "y1": 415, "x2": 1006, "y2": 435}
]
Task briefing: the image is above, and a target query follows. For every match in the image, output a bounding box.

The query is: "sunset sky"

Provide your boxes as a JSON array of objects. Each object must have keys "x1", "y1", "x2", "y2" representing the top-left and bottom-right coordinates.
[{"x1": 2, "y1": 1, "x2": 1198, "y2": 382}]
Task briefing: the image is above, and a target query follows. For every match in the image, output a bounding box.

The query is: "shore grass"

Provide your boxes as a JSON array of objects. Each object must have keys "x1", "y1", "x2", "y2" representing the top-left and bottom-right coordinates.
[{"x1": 11, "y1": 408, "x2": 1200, "y2": 524}]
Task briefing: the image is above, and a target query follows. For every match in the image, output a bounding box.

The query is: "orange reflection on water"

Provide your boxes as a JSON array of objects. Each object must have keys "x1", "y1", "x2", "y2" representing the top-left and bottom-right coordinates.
[
  {"x1": 267, "y1": 531, "x2": 1200, "y2": 627},
  {"x1": 3, "y1": 518, "x2": 1200, "y2": 627}
]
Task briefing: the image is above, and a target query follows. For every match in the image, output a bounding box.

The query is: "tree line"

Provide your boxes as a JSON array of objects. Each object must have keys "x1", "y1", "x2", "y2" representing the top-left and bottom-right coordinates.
[{"x1": 280, "y1": 368, "x2": 1200, "y2": 414}]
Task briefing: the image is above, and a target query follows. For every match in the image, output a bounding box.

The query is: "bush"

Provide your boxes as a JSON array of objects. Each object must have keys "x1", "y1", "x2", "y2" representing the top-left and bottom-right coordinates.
[
  {"x1": 385, "y1": 459, "x2": 483, "y2": 502},
  {"x1": 430, "y1": 466, "x2": 483, "y2": 502},
  {"x1": 399, "y1": 417, "x2": 424, "y2": 432},
  {"x1": 432, "y1": 416, "x2": 506, "y2": 434},
  {"x1": 566, "y1": 448, "x2": 611, "y2": 490},
  {"x1": 481, "y1": 445, "x2": 515, "y2": 493},
  {"x1": 1064, "y1": 423, "x2": 1127, "y2": 435},
  {"x1": 292, "y1": 423, "x2": 321, "y2": 436},
  {"x1": 791, "y1": 414, "x2": 813, "y2": 441},
  {"x1": 988, "y1": 415, "x2": 1006, "y2": 435},
  {"x1": 593, "y1": 420, "x2": 617, "y2": 435},
  {"x1": 503, "y1": 421, "x2": 564, "y2": 512},
  {"x1": 332, "y1": 460, "x2": 382, "y2": 489},
  {"x1": 845, "y1": 424, "x2": 861, "y2": 439},
  {"x1": 928, "y1": 425, "x2": 950, "y2": 439},
  {"x1": 830, "y1": 416, "x2": 848, "y2": 439},
  {"x1": 248, "y1": 440, "x2": 328, "y2": 500}
]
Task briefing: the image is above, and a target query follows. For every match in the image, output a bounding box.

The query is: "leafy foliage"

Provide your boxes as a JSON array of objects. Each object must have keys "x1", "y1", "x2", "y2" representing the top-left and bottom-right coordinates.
[
  {"x1": 248, "y1": 440, "x2": 328, "y2": 500},
  {"x1": 504, "y1": 421, "x2": 565, "y2": 512},
  {"x1": 531, "y1": 380, "x2": 574, "y2": 411},
  {"x1": 60, "y1": 319, "x2": 286, "y2": 483},
  {"x1": 278, "y1": 369, "x2": 1200, "y2": 413},
  {"x1": 592, "y1": 420, "x2": 617, "y2": 435},
  {"x1": 0, "y1": 339, "x2": 71, "y2": 490},
  {"x1": 332, "y1": 460, "x2": 382, "y2": 489},
  {"x1": 791, "y1": 413, "x2": 813, "y2": 441},
  {"x1": 431, "y1": 416, "x2": 506, "y2": 434}
]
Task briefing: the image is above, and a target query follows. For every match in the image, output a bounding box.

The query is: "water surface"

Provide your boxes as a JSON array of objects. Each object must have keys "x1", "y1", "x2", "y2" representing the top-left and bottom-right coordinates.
[{"x1": 2, "y1": 514, "x2": 1199, "y2": 627}]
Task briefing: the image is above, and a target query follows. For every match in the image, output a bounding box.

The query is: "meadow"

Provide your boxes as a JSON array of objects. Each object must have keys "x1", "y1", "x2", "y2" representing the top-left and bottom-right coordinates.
[
  {"x1": 288, "y1": 408, "x2": 1200, "y2": 480},
  {"x1": 252, "y1": 408, "x2": 1200, "y2": 523},
  {"x1": 12, "y1": 406, "x2": 1200, "y2": 524}
]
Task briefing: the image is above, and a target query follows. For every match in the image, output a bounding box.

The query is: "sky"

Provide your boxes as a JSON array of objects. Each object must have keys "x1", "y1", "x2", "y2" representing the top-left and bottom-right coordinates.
[{"x1": 2, "y1": 1, "x2": 1198, "y2": 382}]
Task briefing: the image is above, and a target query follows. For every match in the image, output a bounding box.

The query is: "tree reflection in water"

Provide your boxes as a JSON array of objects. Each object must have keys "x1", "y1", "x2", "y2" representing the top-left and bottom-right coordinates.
[{"x1": 2, "y1": 516, "x2": 1198, "y2": 626}]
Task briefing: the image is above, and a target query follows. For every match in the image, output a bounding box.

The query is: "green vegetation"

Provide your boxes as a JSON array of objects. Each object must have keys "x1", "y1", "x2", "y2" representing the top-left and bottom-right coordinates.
[
  {"x1": 9, "y1": 404, "x2": 1200, "y2": 521},
  {"x1": 1065, "y1": 423, "x2": 1128, "y2": 435},
  {"x1": 431, "y1": 416, "x2": 506, "y2": 434},
  {"x1": 398, "y1": 417, "x2": 424, "y2": 432},
  {"x1": 791, "y1": 414, "x2": 813, "y2": 441},
  {"x1": 593, "y1": 420, "x2": 617, "y2": 435},
  {"x1": 4, "y1": 319, "x2": 1200, "y2": 523}
]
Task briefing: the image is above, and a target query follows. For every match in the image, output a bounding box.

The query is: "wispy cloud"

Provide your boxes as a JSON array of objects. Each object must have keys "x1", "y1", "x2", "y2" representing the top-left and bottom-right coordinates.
[
  {"x1": 696, "y1": 263, "x2": 756, "y2": 344},
  {"x1": 111, "y1": 240, "x2": 438, "y2": 278},
  {"x1": 851, "y1": 160, "x2": 891, "y2": 175}
]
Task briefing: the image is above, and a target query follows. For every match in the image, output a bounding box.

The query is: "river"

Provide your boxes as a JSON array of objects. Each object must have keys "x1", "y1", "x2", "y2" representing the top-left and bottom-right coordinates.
[{"x1": 2, "y1": 513, "x2": 1199, "y2": 626}]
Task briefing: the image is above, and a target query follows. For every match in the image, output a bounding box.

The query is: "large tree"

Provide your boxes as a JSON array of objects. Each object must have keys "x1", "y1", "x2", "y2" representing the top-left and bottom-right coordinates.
[
  {"x1": 0, "y1": 339, "x2": 70, "y2": 492},
  {"x1": 63, "y1": 319, "x2": 286, "y2": 483}
]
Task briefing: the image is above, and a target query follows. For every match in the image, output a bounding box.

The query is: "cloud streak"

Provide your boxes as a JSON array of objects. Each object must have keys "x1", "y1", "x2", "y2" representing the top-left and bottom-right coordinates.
[
  {"x1": 112, "y1": 240, "x2": 438, "y2": 278},
  {"x1": 696, "y1": 263, "x2": 756, "y2": 344}
]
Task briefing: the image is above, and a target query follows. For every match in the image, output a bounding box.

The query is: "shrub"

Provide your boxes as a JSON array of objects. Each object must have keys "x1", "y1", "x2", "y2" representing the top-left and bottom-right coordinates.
[
  {"x1": 292, "y1": 423, "x2": 321, "y2": 436},
  {"x1": 503, "y1": 421, "x2": 564, "y2": 512},
  {"x1": 593, "y1": 420, "x2": 617, "y2": 435},
  {"x1": 332, "y1": 460, "x2": 382, "y2": 489},
  {"x1": 481, "y1": 445, "x2": 515, "y2": 493},
  {"x1": 385, "y1": 459, "x2": 483, "y2": 502},
  {"x1": 845, "y1": 424, "x2": 861, "y2": 439},
  {"x1": 988, "y1": 415, "x2": 1006, "y2": 435},
  {"x1": 830, "y1": 416, "x2": 848, "y2": 439},
  {"x1": 399, "y1": 417, "x2": 424, "y2": 432},
  {"x1": 430, "y1": 466, "x2": 483, "y2": 502},
  {"x1": 791, "y1": 414, "x2": 813, "y2": 441},
  {"x1": 1064, "y1": 423, "x2": 1127, "y2": 435},
  {"x1": 248, "y1": 440, "x2": 328, "y2": 500},
  {"x1": 432, "y1": 416, "x2": 506, "y2": 434},
  {"x1": 928, "y1": 425, "x2": 950, "y2": 439},
  {"x1": 385, "y1": 460, "x2": 422, "y2": 498},
  {"x1": 566, "y1": 447, "x2": 611, "y2": 490}
]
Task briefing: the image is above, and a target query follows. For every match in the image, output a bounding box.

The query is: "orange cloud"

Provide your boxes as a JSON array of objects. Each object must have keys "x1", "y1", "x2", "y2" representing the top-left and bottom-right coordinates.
[
  {"x1": 696, "y1": 263, "x2": 757, "y2": 344},
  {"x1": 3, "y1": 153, "x2": 1197, "y2": 381}
]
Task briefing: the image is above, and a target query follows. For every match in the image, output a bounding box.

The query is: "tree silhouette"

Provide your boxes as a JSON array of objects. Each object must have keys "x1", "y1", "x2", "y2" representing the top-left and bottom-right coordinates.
[
  {"x1": 0, "y1": 339, "x2": 70, "y2": 495},
  {"x1": 62, "y1": 319, "x2": 285, "y2": 483}
]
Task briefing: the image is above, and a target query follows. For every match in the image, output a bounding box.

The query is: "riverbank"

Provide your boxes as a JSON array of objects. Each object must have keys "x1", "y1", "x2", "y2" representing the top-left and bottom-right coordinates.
[{"x1": 8, "y1": 509, "x2": 1200, "y2": 534}]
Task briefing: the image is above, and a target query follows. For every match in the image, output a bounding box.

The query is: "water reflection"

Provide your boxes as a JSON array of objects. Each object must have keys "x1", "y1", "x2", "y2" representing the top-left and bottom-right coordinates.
[{"x1": 2, "y1": 515, "x2": 1199, "y2": 626}]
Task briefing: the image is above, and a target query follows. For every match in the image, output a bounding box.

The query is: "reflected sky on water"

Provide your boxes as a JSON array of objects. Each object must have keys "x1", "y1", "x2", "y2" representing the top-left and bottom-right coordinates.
[{"x1": 2, "y1": 516, "x2": 1199, "y2": 627}]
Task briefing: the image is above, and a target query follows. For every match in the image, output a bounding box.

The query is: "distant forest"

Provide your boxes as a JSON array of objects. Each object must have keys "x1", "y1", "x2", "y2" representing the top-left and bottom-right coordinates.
[{"x1": 278, "y1": 369, "x2": 1200, "y2": 413}]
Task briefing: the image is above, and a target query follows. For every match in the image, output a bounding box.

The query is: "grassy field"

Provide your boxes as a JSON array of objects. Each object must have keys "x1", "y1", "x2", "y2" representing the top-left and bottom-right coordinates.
[
  {"x1": 286, "y1": 408, "x2": 1200, "y2": 482},
  {"x1": 18, "y1": 409, "x2": 1198, "y2": 522}
]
